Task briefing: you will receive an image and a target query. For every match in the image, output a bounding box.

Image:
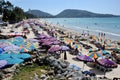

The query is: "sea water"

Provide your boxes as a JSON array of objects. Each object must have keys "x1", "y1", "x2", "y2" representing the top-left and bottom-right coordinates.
[{"x1": 44, "y1": 17, "x2": 120, "y2": 41}]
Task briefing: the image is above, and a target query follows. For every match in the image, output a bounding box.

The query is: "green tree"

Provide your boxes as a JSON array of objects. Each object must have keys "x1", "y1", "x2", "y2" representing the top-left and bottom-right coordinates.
[
  {"x1": 2, "y1": 9, "x2": 11, "y2": 21},
  {"x1": 13, "y1": 7, "x2": 25, "y2": 22}
]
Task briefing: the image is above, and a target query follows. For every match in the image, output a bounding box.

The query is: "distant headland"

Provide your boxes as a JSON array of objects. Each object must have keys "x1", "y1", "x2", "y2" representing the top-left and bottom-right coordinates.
[{"x1": 26, "y1": 9, "x2": 120, "y2": 18}]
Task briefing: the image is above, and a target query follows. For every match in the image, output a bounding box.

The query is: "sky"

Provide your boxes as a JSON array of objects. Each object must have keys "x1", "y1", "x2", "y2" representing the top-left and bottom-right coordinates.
[{"x1": 7, "y1": 0, "x2": 120, "y2": 15}]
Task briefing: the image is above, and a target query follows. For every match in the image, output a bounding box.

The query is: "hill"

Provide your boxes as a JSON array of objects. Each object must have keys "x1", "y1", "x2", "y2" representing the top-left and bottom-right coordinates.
[
  {"x1": 26, "y1": 9, "x2": 119, "y2": 18},
  {"x1": 26, "y1": 10, "x2": 53, "y2": 18},
  {"x1": 55, "y1": 9, "x2": 119, "y2": 18}
]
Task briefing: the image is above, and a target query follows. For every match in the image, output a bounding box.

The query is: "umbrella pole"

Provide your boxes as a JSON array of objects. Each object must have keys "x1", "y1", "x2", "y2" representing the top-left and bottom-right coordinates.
[
  {"x1": 82, "y1": 62, "x2": 85, "y2": 71},
  {"x1": 103, "y1": 70, "x2": 106, "y2": 78}
]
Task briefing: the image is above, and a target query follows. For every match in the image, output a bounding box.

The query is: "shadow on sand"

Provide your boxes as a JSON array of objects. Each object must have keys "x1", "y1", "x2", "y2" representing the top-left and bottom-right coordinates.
[
  {"x1": 72, "y1": 57, "x2": 80, "y2": 61},
  {"x1": 89, "y1": 68, "x2": 105, "y2": 76}
]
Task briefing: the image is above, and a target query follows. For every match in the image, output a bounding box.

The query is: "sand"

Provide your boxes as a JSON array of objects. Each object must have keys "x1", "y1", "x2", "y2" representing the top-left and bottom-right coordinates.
[{"x1": 1, "y1": 19, "x2": 120, "y2": 79}]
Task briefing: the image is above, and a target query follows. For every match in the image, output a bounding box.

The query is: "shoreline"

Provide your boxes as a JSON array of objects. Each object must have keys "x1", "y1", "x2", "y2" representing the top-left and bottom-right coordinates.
[{"x1": 43, "y1": 18, "x2": 120, "y2": 41}]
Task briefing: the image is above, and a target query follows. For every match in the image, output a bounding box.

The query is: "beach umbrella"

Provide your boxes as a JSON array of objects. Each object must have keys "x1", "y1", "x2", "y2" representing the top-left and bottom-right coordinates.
[
  {"x1": 6, "y1": 57, "x2": 24, "y2": 65},
  {"x1": 0, "y1": 48, "x2": 3, "y2": 54},
  {"x1": 53, "y1": 41, "x2": 60, "y2": 45},
  {"x1": 20, "y1": 47, "x2": 29, "y2": 53},
  {"x1": 37, "y1": 34, "x2": 47, "y2": 39},
  {"x1": 4, "y1": 45, "x2": 20, "y2": 51},
  {"x1": 89, "y1": 48, "x2": 99, "y2": 53},
  {"x1": 76, "y1": 55, "x2": 94, "y2": 71},
  {"x1": 48, "y1": 37, "x2": 57, "y2": 41},
  {"x1": 76, "y1": 55, "x2": 94, "y2": 62},
  {"x1": 39, "y1": 38, "x2": 56, "y2": 43},
  {"x1": 72, "y1": 44, "x2": 81, "y2": 50},
  {"x1": 0, "y1": 54, "x2": 11, "y2": 60},
  {"x1": 61, "y1": 45, "x2": 70, "y2": 51},
  {"x1": 42, "y1": 41, "x2": 53, "y2": 46},
  {"x1": 10, "y1": 53, "x2": 31, "y2": 60},
  {"x1": 97, "y1": 58, "x2": 118, "y2": 77},
  {"x1": 48, "y1": 45, "x2": 61, "y2": 53},
  {"x1": 27, "y1": 44, "x2": 36, "y2": 51},
  {"x1": 39, "y1": 39, "x2": 50, "y2": 43},
  {"x1": 10, "y1": 37, "x2": 25, "y2": 46},
  {"x1": 0, "y1": 42, "x2": 12, "y2": 48},
  {"x1": 0, "y1": 50, "x2": 20, "y2": 60},
  {"x1": 0, "y1": 60, "x2": 8, "y2": 68},
  {"x1": 17, "y1": 53, "x2": 30, "y2": 59},
  {"x1": 87, "y1": 52, "x2": 102, "y2": 59},
  {"x1": 45, "y1": 36, "x2": 54, "y2": 39},
  {"x1": 97, "y1": 58, "x2": 118, "y2": 68},
  {"x1": 98, "y1": 50, "x2": 109, "y2": 55},
  {"x1": 14, "y1": 36, "x2": 24, "y2": 42}
]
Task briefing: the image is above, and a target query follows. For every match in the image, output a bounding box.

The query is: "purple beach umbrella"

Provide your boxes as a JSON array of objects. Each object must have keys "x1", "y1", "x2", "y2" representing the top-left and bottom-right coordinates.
[
  {"x1": 76, "y1": 55, "x2": 94, "y2": 62},
  {"x1": 61, "y1": 46, "x2": 70, "y2": 51},
  {"x1": 76, "y1": 55, "x2": 94, "y2": 71},
  {"x1": 42, "y1": 41, "x2": 53, "y2": 46},
  {"x1": 97, "y1": 58, "x2": 118, "y2": 68},
  {"x1": 48, "y1": 45, "x2": 61, "y2": 53},
  {"x1": 53, "y1": 41, "x2": 60, "y2": 45},
  {"x1": 0, "y1": 60, "x2": 8, "y2": 68},
  {"x1": 48, "y1": 37, "x2": 57, "y2": 41},
  {"x1": 37, "y1": 34, "x2": 47, "y2": 39},
  {"x1": 4, "y1": 45, "x2": 20, "y2": 51},
  {"x1": 39, "y1": 39, "x2": 50, "y2": 43},
  {"x1": 0, "y1": 42, "x2": 12, "y2": 48},
  {"x1": 39, "y1": 38, "x2": 57, "y2": 43},
  {"x1": 45, "y1": 36, "x2": 53, "y2": 39}
]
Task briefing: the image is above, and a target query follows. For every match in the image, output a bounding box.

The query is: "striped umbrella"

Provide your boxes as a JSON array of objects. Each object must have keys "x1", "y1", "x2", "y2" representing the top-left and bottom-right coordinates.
[{"x1": 87, "y1": 52, "x2": 102, "y2": 59}]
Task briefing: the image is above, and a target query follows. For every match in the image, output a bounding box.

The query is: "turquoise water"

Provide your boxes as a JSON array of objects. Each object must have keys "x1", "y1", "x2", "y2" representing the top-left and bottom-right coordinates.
[{"x1": 44, "y1": 18, "x2": 120, "y2": 40}]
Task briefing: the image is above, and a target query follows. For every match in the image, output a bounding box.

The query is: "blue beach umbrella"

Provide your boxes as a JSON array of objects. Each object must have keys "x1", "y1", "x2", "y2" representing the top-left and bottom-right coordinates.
[
  {"x1": 0, "y1": 48, "x2": 3, "y2": 54},
  {"x1": 89, "y1": 48, "x2": 98, "y2": 53},
  {"x1": 28, "y1": 45, "x2": 36, "y2": 50},
  {"x1": 19, "y1": 48, "x2": 29, "y2": 53},
  {"x1": 6, "y1": 57, "x2": 24, "y2": 65},
  {"x1": 0, "y1": 51, "x2": 19, "y2": 60},
  {"x1": 0, "y1": 54, "x2": 11, "y2": 60},
  {"x1": 99, "y1": 50, "x2": 109, "y2": 55},
  {"x1": 14, "y1": 36, "x2": 24, "y2": 41},
  {"x1": 15, "y1": 53, "x2": 31, "y2": 60}
]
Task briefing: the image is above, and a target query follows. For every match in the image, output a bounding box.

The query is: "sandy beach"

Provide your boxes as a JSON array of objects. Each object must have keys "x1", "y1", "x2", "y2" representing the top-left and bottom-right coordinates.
[{"x1": 1, "y1": 19, "x2": 120, "y2": 79}]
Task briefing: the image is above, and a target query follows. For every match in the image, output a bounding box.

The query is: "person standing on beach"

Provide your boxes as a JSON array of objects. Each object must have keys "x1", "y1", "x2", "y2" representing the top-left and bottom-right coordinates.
[{"x1": 102, "y1": 44, "x2": 105, "y2": 50}]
